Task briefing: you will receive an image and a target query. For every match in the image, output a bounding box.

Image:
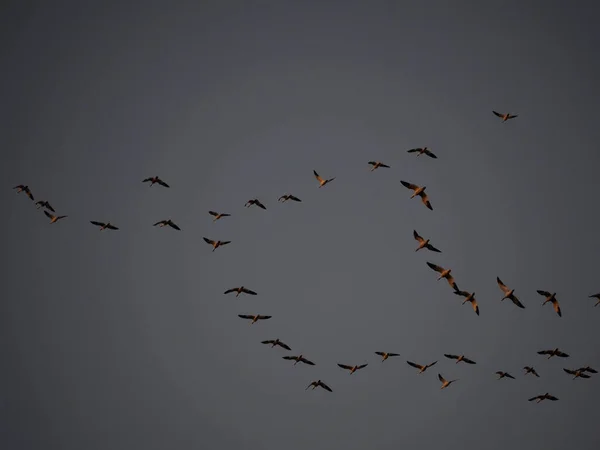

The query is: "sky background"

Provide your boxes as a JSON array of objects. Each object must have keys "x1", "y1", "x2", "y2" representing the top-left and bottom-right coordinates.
[{"x1": 2, "y1": 1, "x2": 600, "y2": 449}]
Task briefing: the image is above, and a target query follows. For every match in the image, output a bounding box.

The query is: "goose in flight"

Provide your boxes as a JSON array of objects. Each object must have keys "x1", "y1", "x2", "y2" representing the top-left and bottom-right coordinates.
[
  {"x1": 438, "y1": 373, "x2": 458, "y2": 389},
  {"x1": 576, "y1": 366, "x2": 598, "y2": 374},
  {"x1": 313, "y1": 170, "x2": 336, "y2": 188},
  {"x1": 523, "y1": 366, "x2": 540, "y2": 377},
  {"x1": 413, "y1": 230, "x2": 441, "y2": 253},
  {"x1": 496, "y1": 277, "x2": 525, "y2": 308},
  {"x1": 536, "y1": 290, "x2": 561, "y2": 317},
  {"x1": 13, "y1": 185, "x2": 34, "y2": 201},
  {"x1": 90, "y1": 221, "x2": 119, "y2": 231},
  {"x1": 528, "y1": 393, "x2": 558, "y2": 403},
  {"x1": 368, "y1": 161, "x2": 391, "y2": 171},
  {"x1": 278, "y1": 194, "x2": 302, "y2": 203},
  {"x1": 203, "y1": 237, "x2": 231, "y2": 251},
  {"x1": 224, "y1": 286, "x2": 257, "y2": 297},
  {"x1": 337, "y1": 363, "x2": 368, "y2": 375},
  {"x1": 454, "y1": 289, "x2": 480, "y2": 316},
  {"x1": 492, "y1": 111, "x2": 518, "y2": 122},
  {"x1": 245, "y1": 198, "x2": 266, "y2": 209},
  {"x1": 35, "y1": 200, "x2": 55, "y2": 212},
  {"x1": 283, "y1": 354, "x2": 315, "y2": 366},
  {"x1": 261, "y1": 339, "x2": 291, "y2": 351},
  {"x1": 306, "y1": 380, "x2": 332, "y2": 392},
  {"x1": 153, "y1": 219, "x2": 181, "y2": 230},
  {"x1": 400, "y1": 181, "x2": 433, "y2": 210},
  {"x1": 407, "y1": 360, "x2": 437, "y2": 374},
  {"x1": 237, "y1": 314, "x2": 271, "y2": 325},
  {"x1": 426, "y1": 262, "x2": 459, "y2": 290},
  {"x1": 563, "y1": 368, "x2": 591, "y2": 380},
  {"x1": 444, "y1": 354, "x2": 476, "y2": 365},
  {"x1": 375, "y1": 351, "x2": 400, "y2": 362},
  {"x1": 142, "y1": 176, "x2": 169, "y2": 187},
  {"x1": 537, "y1": 348, "x2": 569, "y2": 359},
  {"x1": 43, "y1": 210, "x2": 67, "y2": 224},
  {"x1": 407, "y1": 147, "x2": 437, "y2": 159},
  {"x1": 496, "y1": 371, "x2": 516, "y2": 380},
  {"x1": 208, "y1": 211, "x2": 231, "y2": 222},
  {"x1": 588, "y1": 293, "x2": 600, "y2": 307}
]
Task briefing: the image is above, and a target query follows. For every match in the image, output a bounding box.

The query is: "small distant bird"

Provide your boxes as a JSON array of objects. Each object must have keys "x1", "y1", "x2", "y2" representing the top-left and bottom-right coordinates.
[
  {"x1": 261, "y1": 339, "x2": 291, "y2": 351},
  {"x1": 537, "y1": 348, "x2": 569, "y2": 359},
  {"x1": 278, "y1": 194, "x2": 302, "y2": 203},
  {"x1": 576, "y1": 366, "x2": 598, "y2": 374},
  {"x1": 35, "y1": 200, "x2": 55, "y2": 212},
  {"x1": 407, "y1": 360, "x2": 437, "y2": 374},
  {"x1": 523, "y1": 366, "x2": 540, "y2": 377},
  {"x1": 90, "y1": 221, "x2": 119, "y2": 231},
  {"x1": 13, "y1": 185, "x2": 34, "y2": 201},
  {"x1": 245, "y1": 198, "x2": 266, "y2": 209},
  {"x1": 283, "y1": 354, "x2": 315, "y2": 366},
  {"x1": 306, "y1": 380, "x2": 332, "y2": 392},
  {"x1": 237, "y1": 314, "x2": 271, "y2": 325},
  {"x1": 375, "y1": 352, "x2": 400, "y2": 362},
  {"x1": 454, "y1": 289, "x2": 480, "y2": 316},
  {"x1": 496, "y1": 371, "x2": 516, "y2": 380},
  {"x1": 43, "y1": 210, "x2": 67, "y2": 224},
  {"x1": 142, "y1": 176, "x2": 169, "y2": 187},
  {"x1": 224, "y1": 286, "x2": 257, "y2": 297},
  {"x1": 588, "y1": 293, "x2": 600, "y2": 307},
  {"x1": 426, "y1": 262, "x2": 459, "y2": 290},
  {"x1": 528, "y1": 393, "x2": 558, "y2": 403},
  {"x1": 368, "y1": 161, "x2": 391, "y2": 171},
  {"x1": 208, "y1": 211, "x2": 231, "y2": 222},
  {"x1": 496, "y1": 277, "x2": 525, "y2": 308},
  {"x1": 313, "y1": 170, "x2": 336, "y2": 188},
  {"x1": 438, "y1": 373, "x2": 458, "y2": 389},
  {"x1": 203, "y1": 237, "x2": 231, "y2": 251},
  {"x1": 492, "y1": 111, "x2": 518, "y2": 122},
  {"x1": 407, "y1": 147, "x2": 437, "y2": 159},
  {"x1": 536, "y1": 290, "x2": 562, "y2": 317},
  {"x1": 444, "y1": 354, "x2": 476, "y2": 365},
  {"x1": 400, "y1": 181, "x2": 433, "y2": 210},
  {"x1": 153, "y1": 219, "x2": 181, "y2": 230},
  {"x1": 337, "y1": 363, "x2": 368, "y2": 375},
  {"x1": 413, "y1": 230, "x2": 441, "y2": 253},
  {"x1": 563, "y1": 368, "x2": 591, "y2": 380}
]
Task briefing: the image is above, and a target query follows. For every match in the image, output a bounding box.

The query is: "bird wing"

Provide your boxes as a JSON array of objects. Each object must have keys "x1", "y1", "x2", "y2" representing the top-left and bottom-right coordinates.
[
  {"x1": 536, "y1": 290, "x2": 551, "y2": 297},
  {"x1": 106, "y1": 224, "x2": 119, "y2": 230},
  {"x1": 90, "y1": 221, "x2": 105, "y2": 227},
  {"x1": 438, "y1": 374, "x2": 446, "y2": 383},
  {"x1": 413, "y1": 230, "x2": 425, "y2": 243},
  {"x1": 358, "y1": 364, "x2": 368, "y2": 369},
  {"x1": 427, "y1": 361, "x2": 438, "y2": 368},
  {"x1": 282, "y1": 356, "x2": 296, "y2": 360},
  {"x1": 301, "y1": 358, "x2": 315, "y2": 365},
  {"x1": 426, "y1": 243, "x2": 441, "y2": 253},
  {"x1": 388, "y1": 353, "x2": 400, "y2": 357},
  {"x1": 563, "y1": 368, "x2": 575, "y2": 375},
  {"x1": 444, "y1": 354, "x2": 458, "y2": 360},
  {"x1": 472, "y1": 300, "x2": 480, "y2": 315},
  {"x1": 157, "y1": 179, "x2": 170, "y2": 187},
  {"x1": 257, "y1": 315, "x2": 272, "y2": 320},
  {"x1": 261, "y1": 340, "x2": 274, "y2": 345},
  {"x1": 375, "y1": 352, "x2": 385, "y2": 356},
  {"x1": 44, "y1": 210, "x2": 53, "y2": 219},
  {"x1": 279, "y1": 343, "x2": 292, "y2": 351},
  {"x1": 463, "y1": 358, "x2": 476, "y2": 364},
  {"x1": 153, "y1": 221, "x2": 165, "y2": 226},
  {"x1": 142, "y1": 178, "x2": 152, "y2": 182},
  {"x1": 419, "y1": 192, "x2": 433, "y2": 210},
  {"x1": 580, "y1": 373, "x2": 591, "y2": 379},
  {"x1": 203, "y1": 237, "x2": 214, "y2": 245},
  {"x1": 400, "y1": 180, "x2": 418, "y2": 190},
  {"x1": 368, "y1": 161, "x2": 376, "y2": 166},
  {"x1": 238, "y1": 315, "x2": 253, "y2": 319},
  {"x1": 585, "y1": 367, "x2": 598, "y2": 374},
  {"x1": 407, "y1": 148, "x2": 421, "y2": 153},
  {"x1": 528, "y1": 396, "x2": 540, "y2": 401},
  {"x1": 208, "y1": 211, "x2": 218, "y2": 216},
  {"x1": 492, "y1": 111, "x2": 503, "y2": 118},
  {"x1": 512, "y1": 297, "x2": 525, "y2": 309},
  {"x1": 426, "y1": 262, "x2": 444, "y2": 273},
  {"x1": 547, "y1": 395, "x2": 558, "y2": 401},
  {"x1": 424, "y1": 149, "x2": 437, "y2": 158},
  {"x1": 242, "y1": 288, "x2": 257, "y2": 295},
  {"x1": 407, "y1": 361, "x2": 423, "y2": 369},
  {"x1": 223, "y1": 288, "x2": 237, "y2": 294},
  {"x1": 255, "y1": 200, "x2": 266, "y2": 209},
  {"x1": 552, "y1": 300, "x2": 562, "y2": 317},
  {"x1": 46, "y1": 203, "x2": 55, "y2": 212},
  {"x1": 338, "y1": 364, "x2": 352, "y2": 370},
  {"x1": 556, "y1": 351, "x2": 569, "y2": 357},
  {"x1": 508, "y1": 114, "x2": 518, "y2": 119},
  {"x1": 496, "y1": 277, "x2": 510, "y2": 294},
  {"x1": 507, "y1": 373, "x2": 515, "y2": 379},
  {"x1": 168, "y1": 222, "x2": 181, "y2": 230},
  {"x1": 319, "y1": 382, "x2": 332, "y2": 392},
  {"x1": 220, "y1": 241, "x2": 232, "y2": 246},
  {"x1": 289, "y1": 195, "x2": 301, "y2": 202},
  {"x1": 380, "y1": 163, "x2": 391, "y2": 168},
  {"x1": 453, "y1": 290, "x2": 468, "y2": 298},
  {"x1": 313, "y1": 170, "x2": 324, "y2": 182}
]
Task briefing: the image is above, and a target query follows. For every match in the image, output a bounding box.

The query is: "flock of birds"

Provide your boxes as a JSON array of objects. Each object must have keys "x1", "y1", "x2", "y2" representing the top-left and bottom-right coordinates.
[{"x1": 12, "y1": 111, "x2": 600, "y2": 401}]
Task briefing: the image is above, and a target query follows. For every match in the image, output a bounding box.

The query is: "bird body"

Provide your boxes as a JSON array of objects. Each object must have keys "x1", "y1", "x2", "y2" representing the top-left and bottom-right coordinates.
[
  {"x1": 563, "y1": 368, "x2": 591, "y2": 380},
  {"x1": 453, "y1": 289, "x2": 480, "y2": 316},
  {"x1": 400, "y1": 181, "x2": 433, "y2": 210},
  {"x1": 523, "y1": 366, "x2": 540, "y2": 377},
  {"x1": 426, "y1": 262, "x2": 458, "y2": 290}
]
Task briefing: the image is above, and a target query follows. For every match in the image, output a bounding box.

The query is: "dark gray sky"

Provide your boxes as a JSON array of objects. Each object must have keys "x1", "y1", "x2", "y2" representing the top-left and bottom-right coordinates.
[{"x1": 2, "y1": 2, "x2": 600, "y2": 449}]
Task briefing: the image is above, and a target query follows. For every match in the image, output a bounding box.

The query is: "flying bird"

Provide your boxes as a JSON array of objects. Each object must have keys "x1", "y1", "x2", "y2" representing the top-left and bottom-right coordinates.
[
  {"x1": 413, "y1": 230, "x2": 441, "y2": 253},
  {"x1": 306, "y1": 380, "x2": 332, "y2": 392},
  {"x1": 13, "y1": 185, "x2": 34, "y2": 201},
  {"x1": 283, "y1": 354, "x2": 315, "y2": 366},
  {"x1": 368, "y1": 161, "x2": 391, "y2": 171},
  {"x1": 563, "y1": 368, "x2": 591, "y2": 380},
  {"x1": 454, "y1": 289, "x2": 480, "y2": 316},
  {"x1": 588, "y1": 293, "x2": 600, "y2": 307},
  {"x1": 337, "y1": 363, "x2": 368, "y2": 375},
  {"x1": 313, "y1": 170, "x2": 336, "y2": 188},
  {"x1": 492, "y1": 111, "x2": 518, "y2": 122},
  {"x1": 407, "y1": 360, "x2": 437, "y2": 374},
  {"x1": 375, "y1": 352, "x2": 400, "y2": 362},
  {"x1": 528, "y1": 393, "x2": 558, "y2": 403},
  {"x1": 426, "y1": 262, "x2": 459, "y2": 290},
  {"x1": 153, "y1": 219, "x2": 181, "y2": 230},
  {"x1": 261, "y1": 339, "x2": 291, "y2": 351},
  {"x1": 208, "y1": 211, "x2": 231, "y2": 222},
  {"x1": 224, "y1": 286, "x2": 257, "y2": 297},
  {"x1": 536, "y1": 290, "x2": 562, "y2": 317},
  {"x1": 43, "y1": 210, "x2": 67, "y2": 224},
  {"x1": 523, "y1": 366, "x2": 540, "y2": 377},
  {"x1": 203, "y1": 237, "x2": 231, "y2": 251},
  {"x1": 537, "y1": 348, "x2": 569, "y2": 359},
  {"x1": 35, "y1": 200, "x2": 55, "y2": 212},
  {"x1": 438, "y1": 373, "x2": 458, "y2": 389},
  {"x1": 245, "y1": 198, "x2": 266, "y2": 209},
  {"x1": 90, "y1": 221, "x2": 119, "y2": 231},
  {"x1": 406, "y1": 147, "x2": 437, "y2": 159},
  {"x1": 237, "y1": 314, "x2": 271, "y2": 325},
  {"x1": 496, "y1": 371, "x2": 516, "y2": 380},
  {"x1": 576, "y1": 366, "x2": 598, "y2": 374},
  {"x1": 444, "y1": 354, "x2": 476, "y2": 365},
  {"x1": 142, "y1": 176, "x2": 169, "y2": 187},
  {"x1": 400, "y1": 181, "x2": 433, "y2": 210},
  {"x1": 496, "y1": 277, "x2": 525, "y2": 308},
  {"x1": 278, "y1": 194, "x2": 302, "y2": 203}
]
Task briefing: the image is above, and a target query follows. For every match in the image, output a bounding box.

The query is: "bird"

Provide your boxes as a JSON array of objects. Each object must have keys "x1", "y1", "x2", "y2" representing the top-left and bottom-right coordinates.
[
  {"x1": 537, "y1": 348, "x2": 569, "y2": 359},
  {"x1": 438, "y1": 373, "x2": 458, "y2": 389},
  {"x1": 492, "y1": 111, "x2": 518, "y2": 122},
  {"x1": 223, "y1": 286, "x2": 257, "y2": 297},
  {"x1": 283, "y1": 354, "x2": 315, "y2": 366},
  {"x1": 496, "y1": 277, "x2": 525, "y2": 308},
  {"x1": 337, "y1": 363, "x2": 368, "y2": 375},
  {"x1": 444, "y1": 354, "x2": 476, "y2": 365},
  {"x1": 153, "y1": 219, "x2": 181, "y2": 230},
  {"x1": 588, "y1": 293, "x2": 600, "y2": 307},
  {"x1": 142, "y1": 176, "x2": 169, "y2": 187},
  {"x1": 208, "y1": 211, "x2": 231, "y2": 222},
  {"x1": 563, "y1": 368, "x2": 591, "y2": 380},
  {"x1": 375, "y1": 352, "x2": 400, "y2": 362},
  {"x1": 407, "y1": 360, "x2": 437, "y2": 374},
  {"x1": 413, "y1": 230, "x2": 441, "y2": 253},
  {"x1": 454, "y1": 289, "x2": 480, "y2": 316},
  {"x1": 203, "y1": 237, "x2": 231, "y2": 251},
  {"x1": 576, "y1": 366, "x2": 598, "y2": 374},
  {"x1": 313, "y1": 170, "x2": 336, "y2": 188},
  {"x1": 426, "y1": 262, "x2": 459, "y2": 290},
  {"x1": 35, "y1": 200, "x2": 55, "y2": 212},
  {"x1": 523, "y1": 366, "x2": 540, "y2": 377},
  {"x1": 400, "y1": 181, "x2": 433, "y2": 210},
  {"x1": 536, "y1": 290, "x2": 562, "y2": 317},
  {"x1": 406, "y1": 147, "x2": 437, "y2": 159},
  {"x1": 43, "y1": 210, "x2": 67, "y2": 224},
  {"x1": 368, "y1": 161, "x2": 391, "y2": 171},
  {"x1": 496, "y1": 371, "x2": 516, "y2": 380},
  {"x1": 278, "y1": 194, "x2": 302, "y2": 203},
  {"x1": 528, "y1": 393, "x2": 558, "y2": 403},
  {"x1": 237, "y1": 314, "x2": 271, "y2": 325},
  {"x1": 13, "y1": 185, "x2": 34, "y2": 201},
  {"x1": 245, "y1": 198, "x2": 266, "y2": 209},
  {"x1": 90, "y1": 221, "x2": 119, "y2": 231},
  {"x1": 306, "y1": 380, "x2": 332, "y2": 392},
  {"x1": 261, "y1": 339, "x2": 291, "y2": 351}
]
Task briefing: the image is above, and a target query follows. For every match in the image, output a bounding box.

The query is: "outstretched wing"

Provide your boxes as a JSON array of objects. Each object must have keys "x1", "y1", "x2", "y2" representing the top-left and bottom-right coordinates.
[
  {"x1": 388, "y1": 353, "x2": 400, "y2": 357},
  {"x1": 257, "y1": 315, "x2": 272, "y2": 320},
  {"x1": 90, "y1": 221, "x2": 105, "y2": 227},
  {"x1": 419, "y1": 192, "x2": 433, "y2": 210},
  {"x1": 242, "y1": 288, "x2": 257, "y2": 295},
  {"x1": 168, "y1": 222, "x2": 181, "y2": 230},
  {"x1": 426, "y1": 262, "x2": 445, "y2": 273},
  {"x1": 261, "y1": 340, "x2": 275, "y2": 345},
  {"x1": 301, "y1": 358, "x2": 315, "y2": 366},
  {"x1": 426, "y1": 243, "x2": 441, "y2": 253},
  {"x1": 407, "y1": 148, "x2": 421, "y2": 153},
  {"x1": 413, "y1": 230, "x2": 425, "y2": 243},
  {"x1": 492, "y1": 111, "x2": 503, "y2": 118},
  {"x1": 157, "y1": 179, "x2": 170, "y2": 187},
  {"x1": 279, "y1": 342, "x2": 292, "y2": 351},
  {"x1": 313, "y1": 170, "x2": 323, "y2": 183},
  {"x1": 203, "y1": 237, "x2": 214, "y2": 245},
  {"x1": 536, "y1": 290, "x2": 551, "y2": 297},
  {"x1": 337, "y1": 364, "x2": 352, "y2": 370},
  {"x1": 44, "y1": 210, "x2": 53, "y2": 219},
  {"x1": 438, "y1": 374, "x2": 446, "y2": 383},
  {"x1": 563, "y1": 368, "x2": 575, "y2": 375},
  {"x1": 444, "y1": 354, "x2": 458, "y2": 360},
  {"x1": 289, "y1": 195, "x2": 301, "y2": 202},
  {"x1": 220, "y1": 241, "x2": 232, "y2": 246},
  {"x1": 208, "y1": 211, "x2": 219, "y2": 217},
  {"x1": 153, "y1": 221, "x2": 165, "y2": 226},
  {"x1": 556, "y1": 351, "x2": 569, "y2": 358},
  {"x1": 423, "y1": 149, "x2": 437, "y2": 159},
  {"x1": 358, "y1": 364, "x2": 368, "y2": 369},
  {"x1": 406, "y1": 361, "x2": 422, "y2": 369},
  {"x1": 238, "y1": 315, "x2": 253, "y2": 320},
  {"x1": 375, "y1": 352, "x2": 385, "y2": 356},
  {"x1": 496, "y1": 277, "x2": 510, "y2": 294},
  {"x1": 400, "y1": 180, "x2": 418, "y2": 190},
  {"x1": 462, "y1": 358, "x2": 476, "y2": 365},
  {"x1": 223, "y1": 288, "x2": 237, "y2": 294},
  {"x1": 318, "y1": 381, "x2": 332, "y2": 392},
  {"x1": 106, "y1": 224, "x2": 119, "y2": 230}
]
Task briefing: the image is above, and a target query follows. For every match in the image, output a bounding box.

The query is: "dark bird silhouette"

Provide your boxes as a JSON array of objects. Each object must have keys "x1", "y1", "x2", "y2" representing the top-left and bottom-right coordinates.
[
  {"x1": 142, "y1": 176, "x2": 169, "y2": 187},
  {"x1": 426, "y1": 262, "x2": 459, "y2": 290},
  {"x1": 368, "y1": 161, "x2": 391, "y2": 171},
  {"x1": 90, "y1": 221, "x2": 119, "y2": 231},
  {"x1": 492, "y1": 111, "x2": 518, "y2": 122},
  {"x1": 407, "y1": 147, "x2": 437, "y2": 158},
  {"x1": 278, "y1": 194, "x2": 302, "y2": 203},
  {"x1": 496, "y1": 371, "x2": 516, "y2": 380},
  {"x1": 153, "y1": 219, "x2": 180, "y2": 230},
  {"x1": 444, "y1": 354, "x2": 476, "y2": 364},
  {"x1": 224, "y1": 286, "x2": 257, "y2": 297},
  {"x1": 438, "y1": 373, "x2": 458, "y2": 389},
  {"x1": 35, "y1": 200, "x2": 55, "y2": 212},
  {"x1": 306, "y1": 380, "x2": 332, "y2": 392},
  {"x1": 453, "y1": 289, "x2": 480, "y2": 316},
  {"x1": 375, "y1": 352, "x2": 400, "y2": 362},
  {"x1": 245, "y1": 198, "x2": 266, "y2": 209},
  {"x1": 337, "y1": 363, "x2": 368, "y2": 375},
  {"x1": 208, "y1": 211, "x2": 231, "y2": 222},
  {"x1": 283, "y1": 354, "x2": 315, "y2": 366},
  {"x1": 237, "y1": 314, "x2": 271, "y2": 325},
  {"x1": 563, "y1": 368, "x2": 591, "y2": 380},
  {"x1": 528, "y1": 393, "x2": 558, "y2": 403},
  {"x1": 537, "y1": 348, "x2": 569, "y2": 359},
  {"x1": 13, "y1": 185, "x2": 34, "y2": 201},
  {"x1": 576, "y1": 366, "x2": 598, "y2": 374},
  {"x1": 203, "y1": 237, "x2": 231, "y2": 251},
  {"x1": 261, "y1": 339, "x2": 291, "y2": 351},
  {"x1": 588, "y1": 293, "x2": 600, "y2": 307},
  {"x1": 523, "y1": 366, "x2": 540, "y2": 377},
  {"x1": 44, "y1": 210, "x2": 67, "y2": 224}
]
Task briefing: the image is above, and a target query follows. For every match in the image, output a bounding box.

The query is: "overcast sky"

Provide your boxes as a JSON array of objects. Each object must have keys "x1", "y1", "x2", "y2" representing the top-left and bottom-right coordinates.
[{"x1": 2, "y1": 2, "x2": 600, "y2": 449}]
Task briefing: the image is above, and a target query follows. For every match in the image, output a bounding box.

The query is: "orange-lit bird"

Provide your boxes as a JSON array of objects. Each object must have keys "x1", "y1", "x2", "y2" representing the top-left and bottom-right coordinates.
[
  {"x1": 537, "y1": 290, "x2": 562, "y2": 317},
  {"x1": 238, "y1": 314, "x2": 271, "y2": 325},
  {"x1": 400, "y1": 180, "x2": 433, "y2": 210},
  {"x1": 203, "y1": 237, "x2": 231, "y2": 251},
  {"x1": 313, "y1": 170, "x2": 336, "y2": 188}
]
